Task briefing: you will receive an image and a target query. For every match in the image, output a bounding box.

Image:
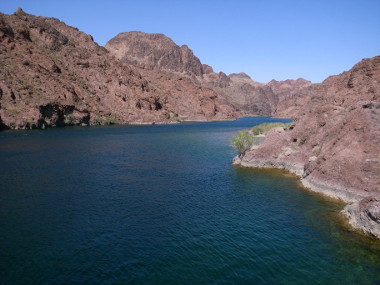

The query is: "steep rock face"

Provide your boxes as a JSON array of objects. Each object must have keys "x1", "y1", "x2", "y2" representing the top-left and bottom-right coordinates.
[
  {"x1": 105, "y1": 32, "x2": 205, "y2": 76},
  {"x1": 105, "y1": 32, "x2": 286, "y2": 116},
  {"x1": 0, "y1": 9, "x2": 236, "y2": 129},
  {"x1": 236, "y1": 56, "x2": 380, "y2": 238}
]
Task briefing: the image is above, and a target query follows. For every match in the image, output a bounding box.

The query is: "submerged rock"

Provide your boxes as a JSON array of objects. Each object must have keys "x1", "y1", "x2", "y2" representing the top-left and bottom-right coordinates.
[{"x1": 343, "y1": 196, "x2": 380, "y2": 238}]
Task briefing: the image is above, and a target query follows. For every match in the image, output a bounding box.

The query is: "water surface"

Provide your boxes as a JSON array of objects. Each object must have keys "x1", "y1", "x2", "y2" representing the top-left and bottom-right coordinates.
[{"x1": 0, "y1": 117, "x2": 379, "y2": 284}]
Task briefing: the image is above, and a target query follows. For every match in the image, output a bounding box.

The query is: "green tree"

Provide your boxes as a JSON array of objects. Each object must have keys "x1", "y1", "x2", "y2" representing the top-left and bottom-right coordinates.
[{"x1": 231, "y1": 130, "x2": 254, "y2": 158}]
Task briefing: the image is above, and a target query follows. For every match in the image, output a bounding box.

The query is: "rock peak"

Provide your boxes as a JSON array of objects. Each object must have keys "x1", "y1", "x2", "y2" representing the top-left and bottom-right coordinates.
[
  {"x1": 15, "y1": 8, "x2": 27, "y2": 16},
  {"x1": 105, "y1": 31, "x2": 204, "y2": 76},
  {"x1": 229, "y1": 72, "x2": 252, "y2": 80}
]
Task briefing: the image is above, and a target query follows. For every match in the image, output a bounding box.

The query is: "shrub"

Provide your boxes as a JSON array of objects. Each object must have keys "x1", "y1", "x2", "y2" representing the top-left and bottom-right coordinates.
[
  {"x1": 95, "y1": 114, "x2": 117, "y2": 125},
  {"x1": 251, "y1": 122, "x2": 291, "y2": 135},
  {"x1": 231, "y1": 130, "x2": 254, "y2": 157},
  {"x1": 64, "y1": 114, "x2": 74, "y2": 125},
  {"x1": 105, "y1": 116, "x2": 117, "y2": 125}
]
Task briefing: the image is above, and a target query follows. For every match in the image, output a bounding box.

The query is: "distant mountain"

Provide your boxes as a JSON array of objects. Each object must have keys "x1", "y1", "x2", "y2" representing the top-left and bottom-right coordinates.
[
  {"x1": 0, "y1": 9, "x2": 236, "y2": 130},
  {"x1": 106, "y1": 31, "x2": 311, "y2": 117},
  {"x1": 106, "y1": 31, "x2": 208, "y2": 76},
  {"x1": 267, "y1": 78, "x2": 312, "y2": 100}
]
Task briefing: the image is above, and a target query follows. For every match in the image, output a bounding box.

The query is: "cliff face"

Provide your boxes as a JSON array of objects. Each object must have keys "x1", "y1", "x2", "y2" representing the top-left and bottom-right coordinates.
[
  {"x1": 105, "y1": 32, "x2": 205, "y2": 76},
  {"x1": 106, "y1": 31, "x2": 309, "y2": 117},
  {"x1": 0, "y1": 9, "x2": 236, "y2": 130},
  {"x1": 235, "y1": 56, "x2": 380, "y2": 238}
]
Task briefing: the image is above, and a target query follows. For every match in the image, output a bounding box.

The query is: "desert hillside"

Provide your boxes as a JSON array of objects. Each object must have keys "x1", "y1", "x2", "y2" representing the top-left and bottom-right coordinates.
[{"x1": 0, "y1": 9, "x2": 237, "y2": 130}]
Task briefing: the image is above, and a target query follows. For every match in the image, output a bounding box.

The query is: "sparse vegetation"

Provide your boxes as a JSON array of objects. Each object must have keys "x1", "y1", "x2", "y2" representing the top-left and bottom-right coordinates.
[
  {"x1": 64, "y1": 114, "x2": 74, "y2": 125},
  {"x1": 231, "y1": 130, "x2": 254, "y2": 157},
  {"x1": 105, "y1": 116, "x2": 117, "y2": 125},
  {"x1": 251, "y1": 122, "x2": 291, "y2": 135},
  {"x1": 96, "y1": 114, "x2": 117, "y2": 125},
  {"x1": 2, "y1": 105, "x2": 20, "y2": 116},
  {"x1": 231, "y1": 122, "x2": 292, "y2": 158}
]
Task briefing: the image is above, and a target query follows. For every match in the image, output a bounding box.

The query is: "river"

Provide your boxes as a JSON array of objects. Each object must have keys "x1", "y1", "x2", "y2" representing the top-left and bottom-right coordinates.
[{"x1": 0, "y1": 117, "x2": 379, "y2": 284}]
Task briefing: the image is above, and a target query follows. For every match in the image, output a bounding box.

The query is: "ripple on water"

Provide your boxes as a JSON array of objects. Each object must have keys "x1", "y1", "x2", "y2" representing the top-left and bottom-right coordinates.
[{"x1": 0, "y1": 118, "x2": 379, "y2": 284}]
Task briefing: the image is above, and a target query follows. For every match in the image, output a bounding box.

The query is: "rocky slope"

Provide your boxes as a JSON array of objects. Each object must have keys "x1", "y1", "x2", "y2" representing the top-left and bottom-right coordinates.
[
  {"x1": 106, "y1": 31, "x2": 311, "y2": 116},
  {"x1": 268, "y1": 78, "x2": 312, "y2": 101},
  {"x1": 0, "y1": 9, "x2": 236, "y2": 130},
  {"x1": 234, "y1": 56, "x2": 380, "y2": 238},
  {"x1": 105, "y1": 31, "x2": 208, "y2": 76},
  {"x1": 268, "y1": 78, "x2": 312, "y2": 116},
  {"x1": 202, "y1": 72, "x2": 279, "y2": 116}
]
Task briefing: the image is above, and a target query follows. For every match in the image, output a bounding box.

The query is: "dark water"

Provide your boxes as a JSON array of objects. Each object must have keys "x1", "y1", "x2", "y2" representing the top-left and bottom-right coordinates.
[{"x1": 0, "y1": 117, "x2": 379, "y2": 285}]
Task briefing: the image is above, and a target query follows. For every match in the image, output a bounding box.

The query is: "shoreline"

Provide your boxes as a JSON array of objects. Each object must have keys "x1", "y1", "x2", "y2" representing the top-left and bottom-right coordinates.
[
  {"x1": 233, "y1": 156, "x2": 380, "y2": 240},
  {"x1": 0, "y1": 115, "x2": 293, "y2": 132},
  {"x1": 0, "y1": 117, "x2": 242, "y2": 132}
]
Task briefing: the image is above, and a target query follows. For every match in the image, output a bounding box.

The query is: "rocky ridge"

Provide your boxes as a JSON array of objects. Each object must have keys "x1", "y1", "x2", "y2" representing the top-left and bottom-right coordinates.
[
  {"x1": 0, "y1": 9, "x2": 236, "y2": 130},
  {"x1": 234, "y1": 56, "x2": 380, "y2": 238},
  {"x1": 105, "y1": 31, "x2": 311, "y2": 117},
  {"x1": 268, "y1": 78, "x2": 312, "y2": 101},
  {"x1": 105, "y1": 31, "x2": 208, "y2": 76}
]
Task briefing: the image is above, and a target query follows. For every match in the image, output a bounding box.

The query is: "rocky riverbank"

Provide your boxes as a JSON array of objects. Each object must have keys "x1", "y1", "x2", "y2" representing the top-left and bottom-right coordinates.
[
  {"x1": 0, "y1": 9, "x2": 237, "y2": 130},
  {"x1": 233, "y1": 56, "x2": 380, "y2": 239},
  {"x1": 234, "y1": 155, "x2": 380, "y2": 238}
]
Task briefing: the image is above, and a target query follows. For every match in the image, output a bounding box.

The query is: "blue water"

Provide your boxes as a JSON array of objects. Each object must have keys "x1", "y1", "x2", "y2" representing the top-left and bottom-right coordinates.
[{"x1": 0, "y1": 117, "x2": 379, "y2": 284}]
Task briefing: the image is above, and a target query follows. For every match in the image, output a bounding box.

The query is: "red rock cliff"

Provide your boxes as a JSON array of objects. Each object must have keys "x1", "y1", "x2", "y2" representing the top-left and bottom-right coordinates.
[{"x1": 235, "y1": 56, "x2": 380, "y2": 238}]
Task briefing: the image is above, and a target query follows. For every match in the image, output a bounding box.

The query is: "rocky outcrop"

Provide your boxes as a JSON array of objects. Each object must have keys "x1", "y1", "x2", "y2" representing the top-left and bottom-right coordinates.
[
  {"x1": 105, "y1": 32, "x2": 205, "y2": 76},
  {"x1": 0, "y1": 9, "x2": 236, "y2": 130},
  {"x1": 343, "y1": 196, "x2": 380, "y2": 238},
  {"x1": 234, "y1": 56, "x2": 380, "y2": 238},
  {"x1": 206, "y1": 73, "x2": 278, "y2": 116},
  {"x1": 267, "y1": 78, "x2": 312, "y2": 101},
  {"x1": 106, "y1": 31, "x2": 307, "y2": 117},
  {"x1": 267, "y1": 78, "x2": 312, "y2": 116}
]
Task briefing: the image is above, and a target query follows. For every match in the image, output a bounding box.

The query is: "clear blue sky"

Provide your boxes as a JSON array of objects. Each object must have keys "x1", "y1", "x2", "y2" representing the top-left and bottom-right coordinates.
[{"x1": 1, "y1": 0, "x2": 379, "y2": 83}]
